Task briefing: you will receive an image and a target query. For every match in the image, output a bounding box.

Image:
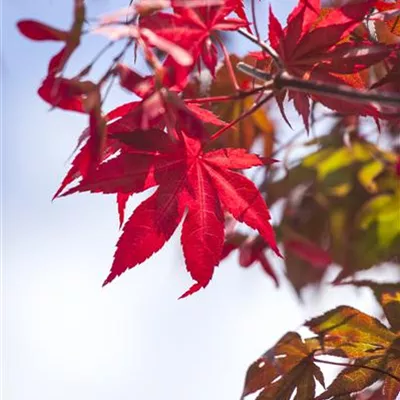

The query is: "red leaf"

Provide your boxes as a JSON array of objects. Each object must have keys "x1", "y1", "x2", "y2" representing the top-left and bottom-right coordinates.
[
  {"x1": 268, "y1": 6, "x2": 284, "y2": 51},
  {"x1": 38, "y1": 76, "x2": 87, "y2": 112},
  {"x1": 181, "y1": 162, "x2": 225, "y2": 291},
  {"x1": 238, "y1": 239, "x2": 279, "y2": 286},
  {"x1": 117, "y1": 193, "x2": 130, "y2": 228},
  {"x1": 116, "y1": 64, "x2": 154, "y2": 98},
  {"x1": 48, "y1": 47, "x2": 68, "y2": 75},
  {"x1": 186, "y1": 103, "x2": 227, "y2": 127},
  {"x1": 285, "y1": 239, "x2": 332, "y2": 269},
  {"x1": 264, "y1": 0, "x2": 386, "y2": 122},
  {"x1": 140, "y1": 0, "x2": 248, "y2": 73},
  {"x1": 103, "y1": 191, "x2": 184, "y2": 285},
  {"x1": 204, "y1": 148, "x2": 268, "y2": 169},
  {"x1": 320, "y1": 42, "x2": 391, "y2": 74},
  {"x1": 17, "y1": 20, "x2": 68, "y2": 41},
  {"x1": 204, "y1": 166, "x2": 281, "y2": 256},
  {"x1": 63, "y1": 129, "x2": 279, "y2": 296}
]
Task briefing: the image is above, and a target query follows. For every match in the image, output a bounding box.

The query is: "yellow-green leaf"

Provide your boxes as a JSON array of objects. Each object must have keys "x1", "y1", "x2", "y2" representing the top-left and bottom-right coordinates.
[
  {"x1": 306, "y1": 306, "x2": 396, "y2": 358},
  {"x1": 358, "y1": 159, "x2": 384, "y2": 193}
]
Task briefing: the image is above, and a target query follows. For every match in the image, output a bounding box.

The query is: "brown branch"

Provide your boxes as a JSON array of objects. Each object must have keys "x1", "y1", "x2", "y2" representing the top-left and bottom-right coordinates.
[
  {"x1": 237, "y1": 62, "x2": 400, "y2": 107},
  {"x1": 277, "y1": 72, "x2": 400, "y2": 107}
]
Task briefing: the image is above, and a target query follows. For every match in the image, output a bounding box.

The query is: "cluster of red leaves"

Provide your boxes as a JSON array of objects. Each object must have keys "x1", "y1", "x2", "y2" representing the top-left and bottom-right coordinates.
[
  {"x1": 250, "y1": 0, "x2": 400, "y2": 128},
  {"x1": 17, "y1": 0, "x2": 399, "y2": 297},
  {"x1": 17, "y1": 0, "x2": 281, "y2": 297}
]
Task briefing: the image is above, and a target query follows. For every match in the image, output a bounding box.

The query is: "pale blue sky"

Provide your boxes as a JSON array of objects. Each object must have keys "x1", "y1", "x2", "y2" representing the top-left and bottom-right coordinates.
[{"x1": 2, "y1": 1, "x2": 389, "y2": 399}]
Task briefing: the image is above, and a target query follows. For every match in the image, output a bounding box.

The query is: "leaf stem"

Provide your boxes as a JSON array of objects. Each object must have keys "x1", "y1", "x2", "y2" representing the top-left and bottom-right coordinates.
[
  {"x1": 216, "y1": 36, "x2": 240, "y2": 91},
  {"x1": 184, "y1": 86, "x2": 268, "y2": 105}
]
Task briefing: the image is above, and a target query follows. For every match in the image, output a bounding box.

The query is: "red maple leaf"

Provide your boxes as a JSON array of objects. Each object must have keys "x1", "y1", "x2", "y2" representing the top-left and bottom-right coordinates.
[
  {"x1": 140, "y1": 0, "x2": 248, "y2": 75},
  {"x1": 60, "y1": 129, "x2": 280, "y2": 297},
  {"x1": 255, "y1": 0, "x2": 390, "y2": 128}
]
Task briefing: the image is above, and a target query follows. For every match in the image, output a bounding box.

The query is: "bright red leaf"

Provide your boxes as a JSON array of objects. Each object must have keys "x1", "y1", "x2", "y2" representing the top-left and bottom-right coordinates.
[
  {"x1": 60, "y1": 129, "x2": 279, "y2": 297},
  {"x1": 140, "y1": 0, "x2": 248, "y2": 75}
]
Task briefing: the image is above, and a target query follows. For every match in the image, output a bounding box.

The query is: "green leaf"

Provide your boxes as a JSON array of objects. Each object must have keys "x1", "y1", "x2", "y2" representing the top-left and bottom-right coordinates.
[{"x1": 358, "y1": 192, "x2": 400, "y2": 248}]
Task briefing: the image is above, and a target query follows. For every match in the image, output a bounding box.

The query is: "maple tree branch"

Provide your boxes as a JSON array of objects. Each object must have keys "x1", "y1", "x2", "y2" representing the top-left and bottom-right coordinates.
[
  {"x1": 237, "y1": 28, "x2": 282, "y2": 69},
  {"x1": 237, "y1": 63, "x2": 400, "y2": 107},
  {"x1": 276, "y1": 72, "x2": 400, "y2": 107},
  {"x1": 313, "y1": 357, "x2": 400, "y2": 383}
]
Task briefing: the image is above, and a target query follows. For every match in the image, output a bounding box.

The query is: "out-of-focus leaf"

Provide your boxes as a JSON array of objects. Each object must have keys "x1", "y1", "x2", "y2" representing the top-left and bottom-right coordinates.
[
  {"x1": 358, "y1": 159, "x2": 385, "y2": 193},
  {"x1": 242, "y1": 332, "x2": 324, "y2": 400},
  {"x1": 358, "y1": 190, "x2": 400, "y2": 248},
  {"x1": 209, "y1": 55, "x2": 275, "y2": 157},
  {"x1": 264, "y1": 119, "x2": 400, "y2": 294},
  {"x1": 220, "y1": 233, "x2": 279, "y2": 286},
  {"x1": 285, "y1": 239, "x2": 332, "y2": 269}
]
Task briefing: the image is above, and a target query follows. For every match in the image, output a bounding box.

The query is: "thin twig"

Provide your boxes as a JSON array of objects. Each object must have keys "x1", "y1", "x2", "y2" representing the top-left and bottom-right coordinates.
[
  {"x1": 185, "y1": 85, "x2": 268, "y2": 104},
  {"x1": 313, "y1": 357, "x2": 400, "y2": 384},
  {"x1": 215, "y1": 35, "x2": 239, "y2": 91},
  {"x1": 277, "y1": 72, "x2": 400, "y2": 107},
  {"x1": 237, "y1": 28, "x2": 282, "y2": 69},
  {"x1": 250, "y1": 0, "x2": 262, "y2": 52},
  {"x1": 210, "y1": 90, "x2": 275, "y2": 141}
]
